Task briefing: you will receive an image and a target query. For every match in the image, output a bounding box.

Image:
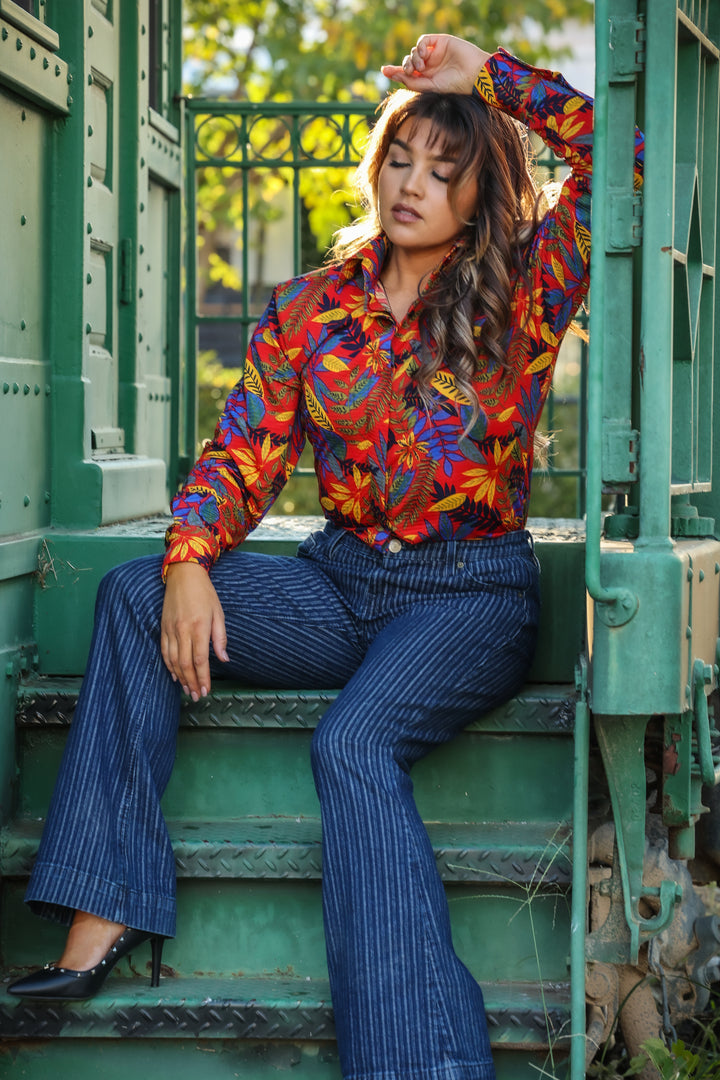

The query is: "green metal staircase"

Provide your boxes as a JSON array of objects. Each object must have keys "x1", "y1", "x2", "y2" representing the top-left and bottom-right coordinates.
[{"x1": 0, "y1": 519, "x2": 585, "y2": 1080}]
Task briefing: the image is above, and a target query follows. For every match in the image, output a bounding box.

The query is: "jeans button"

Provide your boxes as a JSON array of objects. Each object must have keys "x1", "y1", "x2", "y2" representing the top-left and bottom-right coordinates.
[{"x1": 388, "y1": 538, "x2": 402, "y2": 553}]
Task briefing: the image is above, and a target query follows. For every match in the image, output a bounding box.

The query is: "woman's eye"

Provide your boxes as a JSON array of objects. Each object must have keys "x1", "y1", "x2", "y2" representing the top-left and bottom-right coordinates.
[
  {"x1": 388, "y1": 159, "x2": 409, "y2": 169},
  {"x1": 432, "y1": 171, "x2": 451, "y2": 184}
]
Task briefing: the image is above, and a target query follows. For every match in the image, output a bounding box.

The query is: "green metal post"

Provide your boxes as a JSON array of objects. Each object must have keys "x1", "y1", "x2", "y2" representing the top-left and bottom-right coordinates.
[
  {"x1": 637, "y1": 2, "x2": 676, "y2": 544},
  {"x1": 570, "y1": 693, "x2": 590, "y2": 1080},
  {"x1": 586, "y1": 0, "x2": 639, "y2": 621},
  {"x1": 183, "y1": 102, "x2": 198, "y2": 476}
]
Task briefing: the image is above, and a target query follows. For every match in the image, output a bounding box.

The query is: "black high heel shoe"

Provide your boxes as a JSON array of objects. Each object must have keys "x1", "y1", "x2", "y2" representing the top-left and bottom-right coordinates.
[{"x1": 6, "y1": 927, "x2": 165, "y2": 1000}]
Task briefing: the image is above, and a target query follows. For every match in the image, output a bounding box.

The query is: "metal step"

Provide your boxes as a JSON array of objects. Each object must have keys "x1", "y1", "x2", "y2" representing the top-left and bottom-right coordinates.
[
  {"x1": 1, "y1": 816, "x2": 572, "y2": 886},
  {"x1": 16, "y1": 679, "x2": 576, "y2": 733},
  {"x1": 0, "y1": 974, "x2": 570, "y2": 1050}
]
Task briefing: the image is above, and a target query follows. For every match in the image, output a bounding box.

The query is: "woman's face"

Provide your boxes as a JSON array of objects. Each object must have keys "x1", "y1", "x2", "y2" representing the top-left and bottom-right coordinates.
[{"x1": 377, "y1": 117, "x2": 478, "y2": 262}]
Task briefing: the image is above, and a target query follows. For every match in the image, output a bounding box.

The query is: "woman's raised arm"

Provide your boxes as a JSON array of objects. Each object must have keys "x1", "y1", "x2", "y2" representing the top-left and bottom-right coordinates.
[{"x1": 381, "y1": 34, "x2": 491, "y2": 94}]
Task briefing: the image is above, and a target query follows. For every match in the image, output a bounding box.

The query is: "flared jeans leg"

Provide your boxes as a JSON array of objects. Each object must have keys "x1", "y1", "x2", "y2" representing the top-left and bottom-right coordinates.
[
  {"x1": 307, "y1": 532, "x2": 540, "y2": 1080},
  {"x1": 25, "y1": 546, "x2": 365, "y2": 936},
  {"x1": 26, "y1": 555, "x2": 182, "y2": 935}
]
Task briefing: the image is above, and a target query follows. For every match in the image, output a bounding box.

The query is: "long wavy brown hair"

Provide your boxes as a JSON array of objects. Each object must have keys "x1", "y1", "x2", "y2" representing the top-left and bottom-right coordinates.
[{"x1": 331, "y1": 88, "x2": 541, "y2": 430}]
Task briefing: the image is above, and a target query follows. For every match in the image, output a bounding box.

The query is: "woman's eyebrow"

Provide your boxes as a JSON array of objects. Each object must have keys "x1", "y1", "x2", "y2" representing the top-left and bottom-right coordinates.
[{"x1": 391, "y1": 137, "x2": 457, "y2": 163}]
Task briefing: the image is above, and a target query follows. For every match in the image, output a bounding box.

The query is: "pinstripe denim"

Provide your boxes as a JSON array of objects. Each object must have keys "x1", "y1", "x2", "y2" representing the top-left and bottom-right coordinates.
[{"x1": 26, "y1": 523, "x2": 540, "y2": 1080}]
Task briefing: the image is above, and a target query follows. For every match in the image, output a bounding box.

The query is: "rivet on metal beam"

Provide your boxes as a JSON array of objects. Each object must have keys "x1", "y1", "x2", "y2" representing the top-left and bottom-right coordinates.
[
  {"x1": 139, "y1": 288, "x2": 143, "y2": 298},
  {"x1": 141, "y1": 70, "x2": 146, "y2": 80},
  {"x1": 86, "y1": 273, "x2": 92, "y2": 284},
  {"x1": 87, "y1": 222, "x2": 92, "y2": 233},
  {"x1": 23, "y1": 496, "x2": 30, "y2": 507},
  {"x1": 23, "y1": 384, "x2": 30, "y2": 395},
  {"x1": 67, "y1": 96, "x2": 73, "y2": 106},
  {"x1": 699, "y1": 570, "x2": 705, "y2": 582},
  {"x1": 140, "y1": 117, "x2": 145, "y2": 126},
  {"x1": 21, "y1": 110, "x2": 26, "y2": 121},
  {"x1": 88, "y1": 124, "x2": 93, "y2": 136},
  {"x1": 88, "y1": 25, "x2": 93, "y2": 37},
  {"x1": 55, "y1": 64, "x2": 60, "y2": 76},
  {"x1": 139, "y1": 202, "x2": 145, "y2": 212},
  {"x1": 43, "y1": 57, "x2": 48, "y2": 69},
  {"x1": 34, "y1": 385, "x2": 40, "y2": 395},
  {"x1": 1, "y1": 28, "x2": 7, "y2": 41},
  {"x1": 85, "y1": 323, "x2": 92, "y2": 334},
  {"x1": 138, "y1": 333, "x2": 143, "y2": 342},
  {"x1": 20, "y1": 320, "x2": 26, "y2": 330},
  {"x1": 87, "y1": 176, "x2": 93, "y2": 187},
  {"x1": 2, "y1": 384, "x2": 9, "y2": 394},
  {"x1": 140, "y1": 157, "x2": 145, "y2": 167},
  {"x1": 30, "y1": 47, "x2": 35, "y2": 59},
  {"x1": 20, "y1": 215, "x2": 27, "y2": 225},
  {"x1": 45, "y1": 491, "x2": 50, "y2": 503},
  {"x1": 139, "y1": 245, "x2": 144, "y2": 254},
  {"x1": 67, "y1": 72, "x2": 73, "y2": 84},
  {"x1": 88, "y1": 74, "x2": 93, "y2": 85},
  {"x1": 13, "y1": 383, "x2": 19, "y2": 394},
  {"x1": 141, "y1": 24, "x2": 146, "y2": 34},
  {"x1": 16, "y1": 38, "x2": 22, "y2": 51}
]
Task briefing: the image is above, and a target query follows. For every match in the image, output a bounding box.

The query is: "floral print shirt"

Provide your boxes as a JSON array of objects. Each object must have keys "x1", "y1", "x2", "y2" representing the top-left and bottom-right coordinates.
[{"x1": 164, "y1": 49, "x2": 645, "y2": 577}]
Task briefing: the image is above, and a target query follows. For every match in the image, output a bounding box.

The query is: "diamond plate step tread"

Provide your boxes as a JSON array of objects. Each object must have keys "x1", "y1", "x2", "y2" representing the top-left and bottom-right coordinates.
[
  {"x1": 17, "y1": 681, "x2": 576, "y2": 734},
  {"x1": 1, "y1": 818, "x2": 572, "y2": 884},
  {"x1": 0, "y1": 974, "x2": 570, "y2": 1048}
]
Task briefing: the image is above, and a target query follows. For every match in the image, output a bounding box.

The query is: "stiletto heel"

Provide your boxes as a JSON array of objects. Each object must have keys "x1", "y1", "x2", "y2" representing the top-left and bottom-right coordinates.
[
  {"x1": 6, "y1": 927, "x2": 165, "y2": 1000},
  {"x1": 150, "y1": 934, "x2": 163, "y2": 988}
]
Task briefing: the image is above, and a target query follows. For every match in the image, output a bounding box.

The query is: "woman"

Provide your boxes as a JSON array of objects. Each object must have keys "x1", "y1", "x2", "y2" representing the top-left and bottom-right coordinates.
[{"x1": 9, "y1": 32, "x2": 635, "y2": 1080}]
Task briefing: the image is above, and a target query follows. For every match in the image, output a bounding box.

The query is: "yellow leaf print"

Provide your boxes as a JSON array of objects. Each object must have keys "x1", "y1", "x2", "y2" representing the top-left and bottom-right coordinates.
[
  {"x1": 243, "y1": 357, "x2": 264, "y2": 399},
  {"x1": 275, "y1": 411, "x2": 295, "y2": 423},
  {"x1": 461, "y1": 439, "x2": 517, "y2": 508},
  {"x1": 497, "y1": 406, "x2": 515, "y2": 423},
  {"x1": 313, "y1": 308, "x2": 346, "y2": 324},
  {"x1": 551, "y1": 255, "x2": 565, "y2": 290},
  {"x1": 356, "y1": 439, "x2": 373, "y2": 451},
  {"x1": 475, "y1": 66, "x2": 497, "y2": 104},
  {"x1": 564, "y1": 95, "x2": 587, "y2": 115},
  {"x1": 526, "y1": 351, "x2": 554, "y2": 375},
  {"x1": 431, "y1": 370, "x2": 472, "y2": 406},
  {"x1": 322, "y1": 354, "x2": 349, "y2": 373},
  {"x1": 429, "y1": 494, "x2": 466, "y2": 512},
  {"x1": 287, "y1": 347, "x2": 303, "y2": 361},
  {"x1": 575, "y1": 220, "x2": 591, "y2": 262},
  {"x1": 304, "y1": 383, "x2": 333, "y2": 430},
  {"x1": 540, "y1": 322, "x2": 559, "y2": 348}
]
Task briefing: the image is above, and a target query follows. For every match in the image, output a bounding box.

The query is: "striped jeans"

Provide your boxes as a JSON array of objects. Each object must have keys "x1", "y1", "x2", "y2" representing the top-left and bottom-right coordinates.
[{"x1": 26, "y1": 523, "x2": 540, "y2": 1080}]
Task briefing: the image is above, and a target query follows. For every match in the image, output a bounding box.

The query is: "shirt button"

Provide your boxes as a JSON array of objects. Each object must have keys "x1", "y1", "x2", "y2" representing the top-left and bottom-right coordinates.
[{"x1": 388, "y1": 538, "x2": 402, "y2": 553}]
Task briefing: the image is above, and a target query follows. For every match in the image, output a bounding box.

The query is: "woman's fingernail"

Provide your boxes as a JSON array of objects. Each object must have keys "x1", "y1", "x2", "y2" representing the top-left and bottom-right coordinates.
[
  {"x1": 200, "y1": 686, "x2": 208, "y2": 698},
  {"x1": 182, "y1": 685, "x2": 190, "y2": 696},
  {"x1": 191, "y1": 691, "x2": 199, "y2": 703}
]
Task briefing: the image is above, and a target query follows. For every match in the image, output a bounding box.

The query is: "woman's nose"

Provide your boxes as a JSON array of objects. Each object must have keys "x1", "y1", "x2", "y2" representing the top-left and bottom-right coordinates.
[{"x1": 400, "y1": 166, "x2": 423, "y2": 196}]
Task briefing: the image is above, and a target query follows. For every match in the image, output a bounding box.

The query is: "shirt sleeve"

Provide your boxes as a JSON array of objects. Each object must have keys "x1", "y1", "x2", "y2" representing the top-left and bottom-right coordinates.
[
  {"x1": 474, "y1": 48, "x2": 644, "y2": 341},
  {"x1": 162, "y1": 288, "x2": 306, "y2": 579}
]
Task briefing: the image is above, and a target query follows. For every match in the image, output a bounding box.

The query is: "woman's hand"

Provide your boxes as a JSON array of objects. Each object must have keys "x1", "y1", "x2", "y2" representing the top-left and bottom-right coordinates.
[
  {"x1": 381, "y1": 35, "x2": 491, "y2": 95},
  {"x1": 161, "y1": 562, "x2": 229, "y2": 700}
]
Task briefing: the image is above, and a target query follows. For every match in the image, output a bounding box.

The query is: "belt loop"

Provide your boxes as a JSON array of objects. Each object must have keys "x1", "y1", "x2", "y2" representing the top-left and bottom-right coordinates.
[
  {"x1": 446, "y1": 539, "x2": 457, "y2": 572},
  {"x1": 326, "y1": 525, "x2": 347, "y2": 559}
]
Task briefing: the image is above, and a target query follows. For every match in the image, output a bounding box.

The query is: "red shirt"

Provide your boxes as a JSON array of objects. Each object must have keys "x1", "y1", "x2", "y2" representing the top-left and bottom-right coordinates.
[{"x1": 164, "y1": 49, "x2": 644, "y2": 577}]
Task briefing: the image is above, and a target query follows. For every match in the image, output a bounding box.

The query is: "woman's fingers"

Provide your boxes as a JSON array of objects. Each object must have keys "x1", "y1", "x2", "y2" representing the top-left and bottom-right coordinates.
[{"x1": 161, "y1": 562, "x2": 227, "y2": 700}]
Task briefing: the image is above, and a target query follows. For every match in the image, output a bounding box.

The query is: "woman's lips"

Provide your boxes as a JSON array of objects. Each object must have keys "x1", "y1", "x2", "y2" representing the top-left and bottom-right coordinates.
[{"x1": 391, "y1": 203, "x2": 422, "y2": 222}]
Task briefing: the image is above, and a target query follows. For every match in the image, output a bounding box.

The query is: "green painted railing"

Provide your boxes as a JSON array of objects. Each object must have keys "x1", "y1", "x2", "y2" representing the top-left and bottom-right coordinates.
[{"x1": 184, "y1": 97, "x2": 588, "y2": 515}]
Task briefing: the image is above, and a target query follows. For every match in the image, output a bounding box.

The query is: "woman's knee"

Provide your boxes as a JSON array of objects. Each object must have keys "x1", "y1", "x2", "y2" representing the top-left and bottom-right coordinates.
[{"x1": 95, "y1": 554, "x2": 165, "y2": 621}]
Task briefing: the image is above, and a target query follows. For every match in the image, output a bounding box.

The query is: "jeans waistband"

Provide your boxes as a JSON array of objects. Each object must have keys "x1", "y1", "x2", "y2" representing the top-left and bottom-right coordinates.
[{"x1": 321, "y1": 522, "x2": 534, "y2": 566}]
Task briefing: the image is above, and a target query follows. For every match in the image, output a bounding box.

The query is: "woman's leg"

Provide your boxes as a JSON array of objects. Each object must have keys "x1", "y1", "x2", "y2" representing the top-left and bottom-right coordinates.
[
  {"x1": 26, "y1": 546, "x2": 365, "y2": 943},
  {"x1": 310, "y1": 538, "x2": 539, "y2": 1080}
]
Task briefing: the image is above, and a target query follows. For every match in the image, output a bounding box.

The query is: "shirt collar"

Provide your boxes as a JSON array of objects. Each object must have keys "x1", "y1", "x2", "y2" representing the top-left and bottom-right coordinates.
[{"x1": 337, "y1": 234, "x2": 467, "y2": 312}]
